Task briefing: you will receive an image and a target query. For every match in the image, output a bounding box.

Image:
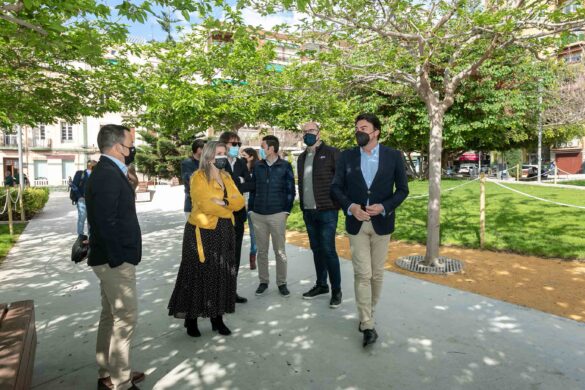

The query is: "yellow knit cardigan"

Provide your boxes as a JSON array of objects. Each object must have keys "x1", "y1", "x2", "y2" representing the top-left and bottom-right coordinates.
[{"x1": 187, "y1": 170, "x2": 245, "y2": 262}]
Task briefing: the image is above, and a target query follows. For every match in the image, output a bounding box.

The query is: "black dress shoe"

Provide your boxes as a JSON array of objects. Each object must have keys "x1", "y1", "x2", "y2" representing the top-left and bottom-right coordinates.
[
  {"x1": 235, "y1": 294, "x2": 248, "y2": 303},
  {"x1": 362, "y1": 329, "x2": 378, "y2": 347}
]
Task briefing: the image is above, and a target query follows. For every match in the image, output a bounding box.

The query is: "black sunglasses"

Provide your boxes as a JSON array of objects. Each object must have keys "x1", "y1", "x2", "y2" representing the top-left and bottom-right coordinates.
[{"x1": 229, "y1": 141, "x2": 242, "y2": 147}]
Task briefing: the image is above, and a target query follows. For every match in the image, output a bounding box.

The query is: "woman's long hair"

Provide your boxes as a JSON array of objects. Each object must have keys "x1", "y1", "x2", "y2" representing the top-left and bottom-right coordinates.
[
  {"x1": 243, "y1": 147, "x2": 259, "y2": 171},
  {"x1": 199, "y1": 141, "x2": 226, "y2": 182}
]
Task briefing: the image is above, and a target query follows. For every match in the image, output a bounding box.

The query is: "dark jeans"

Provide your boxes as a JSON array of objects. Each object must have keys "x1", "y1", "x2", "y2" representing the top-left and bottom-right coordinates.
[{"x1": 303, "y1": 209, "x2": 341, "y2": 290}]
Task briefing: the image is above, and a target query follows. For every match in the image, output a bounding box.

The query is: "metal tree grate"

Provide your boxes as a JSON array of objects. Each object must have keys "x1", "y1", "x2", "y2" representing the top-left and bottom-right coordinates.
[{"x1": 395, "y1": 255, "x2": 464, "y2": 275}]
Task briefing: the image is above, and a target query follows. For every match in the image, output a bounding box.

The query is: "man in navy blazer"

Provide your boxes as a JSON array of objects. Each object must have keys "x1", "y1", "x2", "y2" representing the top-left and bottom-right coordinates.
[
  {"x1": 86, "y1": 124, "x2": 144, "y2": 390},
  {"x1": 331, "y1": 113, "x2": 409, "y2": 348}
]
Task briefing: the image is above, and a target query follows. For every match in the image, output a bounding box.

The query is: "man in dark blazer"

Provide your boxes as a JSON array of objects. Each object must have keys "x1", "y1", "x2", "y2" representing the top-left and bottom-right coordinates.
[
  {"x1": 86, "y1": 124, "x2": 144, "y2": 390},
  {"x1": 219, "y1": 131, "x2": 253, "y2": 303},
  {"x1": 331, "y1": 113, "x2": 409, "y2": 348}
]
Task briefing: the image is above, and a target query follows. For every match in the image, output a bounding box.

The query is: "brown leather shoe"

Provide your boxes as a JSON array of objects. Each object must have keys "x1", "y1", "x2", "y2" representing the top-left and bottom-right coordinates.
[
  {"x1": 250, "y1": 254, "x2": 257, "y2": 270},
  {"x1": 98, "y1": 371, "x2": 145, "y2": 389}
]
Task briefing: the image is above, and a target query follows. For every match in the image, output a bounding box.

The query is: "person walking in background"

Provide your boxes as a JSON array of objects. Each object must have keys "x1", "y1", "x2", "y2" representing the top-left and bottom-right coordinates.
[
  {"x1": 297, "y1": 122, "x2": 343, "y2": 308},
  {"x1": 181, "y1": 139, "x2": 205, "y2": 220},
  {"x1": 4, "y1": 170, "x2": 14, "y2": 187},
  {"x1": 331, "y1": 113, "x2": 409, "y2": 348},
  {"x1": 218, "y1": 131, "x2": 253, "y2": 303},
  {"x1": 86, "y1": 124, "x2": 144, "y2": 390},
  {"x1": 71, "y1": 160, "x2": 96, "y2": 239},
  {"x1": 168, "y1": 141, "x2": 245, "y2": 337},
  {"x1": 240, "y1": 147, "x2": 259, "y2": 270},
  {"x1": 249, "y1": 135, "x2": 296, "y2": 297}
]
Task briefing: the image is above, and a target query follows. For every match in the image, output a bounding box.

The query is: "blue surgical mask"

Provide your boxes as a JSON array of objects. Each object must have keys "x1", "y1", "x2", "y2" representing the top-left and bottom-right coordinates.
[
  {"x1": 259, "y1": 149, "x2": 267, "y2": 159},
  {"x1": 228, "y1": 146, "x2": 239, "y2": 158}
]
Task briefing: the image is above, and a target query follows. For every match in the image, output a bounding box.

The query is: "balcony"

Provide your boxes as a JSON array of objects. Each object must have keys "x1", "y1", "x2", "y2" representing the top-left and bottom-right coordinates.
[
  {"x1": 0, "y1": 135, "x2": 53, "y2": 149},
  {"x1": 552, "y1": 138, "x2": 584, "y2": 153},
  {"x1": 31, "y1": 138, "x2": 52, "y2": 149}
]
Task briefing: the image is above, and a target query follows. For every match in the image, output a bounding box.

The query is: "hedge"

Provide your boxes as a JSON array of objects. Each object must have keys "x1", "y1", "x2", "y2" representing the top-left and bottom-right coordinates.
[{"x1": 0, "y1": 187, "x2": 49, "y2": 221}]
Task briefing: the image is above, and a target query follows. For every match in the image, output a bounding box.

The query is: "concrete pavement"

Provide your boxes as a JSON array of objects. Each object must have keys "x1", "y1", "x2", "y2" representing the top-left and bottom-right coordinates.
[{"x1": 1, "y1": 187, "x2": 584, "y2": 390}]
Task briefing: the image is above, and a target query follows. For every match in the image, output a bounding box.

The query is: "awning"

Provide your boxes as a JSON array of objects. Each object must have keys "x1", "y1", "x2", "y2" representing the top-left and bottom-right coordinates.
[{"x1": 458, "y1": 152, "x2": 479, "y2": 161}]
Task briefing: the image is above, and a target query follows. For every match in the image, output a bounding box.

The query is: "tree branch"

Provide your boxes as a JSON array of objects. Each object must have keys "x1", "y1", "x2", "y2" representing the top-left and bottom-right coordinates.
[{"x1": 0, "y1": 13, "x2": 48, "y2": 35}]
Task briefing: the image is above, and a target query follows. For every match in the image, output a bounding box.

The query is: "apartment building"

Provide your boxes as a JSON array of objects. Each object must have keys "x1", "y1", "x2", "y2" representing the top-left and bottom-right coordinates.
[
  {"x1": 0, "y1": 113, "x2": 140, "y2": 186},
  {"x1": 551, "y1": 1, "x2": 585, "y2": 173}
]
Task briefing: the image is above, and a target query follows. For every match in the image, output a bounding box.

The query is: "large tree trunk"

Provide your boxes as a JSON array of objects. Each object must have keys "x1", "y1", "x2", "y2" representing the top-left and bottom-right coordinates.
[{"x1": 424, "y1": 106, "x2": 445, "y2": 266}]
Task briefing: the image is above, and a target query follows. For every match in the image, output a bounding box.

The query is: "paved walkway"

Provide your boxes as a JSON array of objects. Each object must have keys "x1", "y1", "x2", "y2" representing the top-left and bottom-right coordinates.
[{"x1": 1, "y1": 188, "x2": 584, "y2": 390}]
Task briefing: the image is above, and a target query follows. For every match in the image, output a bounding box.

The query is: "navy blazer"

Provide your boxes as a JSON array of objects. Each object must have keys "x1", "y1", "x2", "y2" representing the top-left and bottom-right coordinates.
[
  {"x1": 86, "y1": 155, "x2": 142, "y2": 268},
  {"x1": 331, "y1": 145, "x2": 409, "y2": 235}
]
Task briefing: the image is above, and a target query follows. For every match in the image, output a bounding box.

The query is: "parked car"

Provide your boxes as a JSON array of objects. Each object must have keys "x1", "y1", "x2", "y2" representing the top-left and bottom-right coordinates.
[
  {"x1": 457, "y1": 163, "x2": 478, "y2": 176},
  {"x1": 521, "y1": 165, "x2": 548, "y2": 180}
]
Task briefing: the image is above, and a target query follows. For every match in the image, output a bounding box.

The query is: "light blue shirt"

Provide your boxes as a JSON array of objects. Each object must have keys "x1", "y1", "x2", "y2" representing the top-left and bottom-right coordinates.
[
  {"x1": 348, "y1": 143, "x2": 385, "y2": 216},
  {"x1": 103, "y1": 155, "x2": 128, "y2": 176},
  {"x1": 361, "y1": 143, "x2": 380, "y2": 189}
]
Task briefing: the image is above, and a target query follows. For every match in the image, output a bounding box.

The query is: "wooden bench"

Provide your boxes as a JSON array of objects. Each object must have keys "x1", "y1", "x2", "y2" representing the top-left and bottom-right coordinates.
[{"x1": 0, "y1": 300, "x2": 36, "y2": 390}]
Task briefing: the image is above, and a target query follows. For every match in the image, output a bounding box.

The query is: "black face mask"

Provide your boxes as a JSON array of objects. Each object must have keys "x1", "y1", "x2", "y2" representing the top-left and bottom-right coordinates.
[
  {"x1": 213, "y1": 156, "x2": 228, "y2": 170},
  {"x1": 124, "y1": 146, "x2": 136, "y2": 165},
  {"x1": 355, "y1": 131, "x2": 371, "y2": 147}
]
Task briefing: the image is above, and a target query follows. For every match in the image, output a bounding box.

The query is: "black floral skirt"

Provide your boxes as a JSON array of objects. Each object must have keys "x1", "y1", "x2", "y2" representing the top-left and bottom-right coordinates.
[{"x1": 168, "y1": 219, "x2": 237, "y2": 319}]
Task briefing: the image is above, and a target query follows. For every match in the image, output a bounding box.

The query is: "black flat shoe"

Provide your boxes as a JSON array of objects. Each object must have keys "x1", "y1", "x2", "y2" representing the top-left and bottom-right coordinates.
[{"x1": 235, "y1": 294, "x2": 248, "y2": 303}]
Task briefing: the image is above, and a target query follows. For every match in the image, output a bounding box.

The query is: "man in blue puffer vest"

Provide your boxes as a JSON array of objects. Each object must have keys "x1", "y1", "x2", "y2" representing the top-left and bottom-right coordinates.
[{"x1": 249, "y1": 135, "x2": 296, "y2": 297}]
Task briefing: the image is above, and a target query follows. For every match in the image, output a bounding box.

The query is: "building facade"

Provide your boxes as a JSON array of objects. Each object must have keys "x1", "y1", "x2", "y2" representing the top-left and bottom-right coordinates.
[{"x1": 0, "y1": 113, "x2": 140, "y2": 186}]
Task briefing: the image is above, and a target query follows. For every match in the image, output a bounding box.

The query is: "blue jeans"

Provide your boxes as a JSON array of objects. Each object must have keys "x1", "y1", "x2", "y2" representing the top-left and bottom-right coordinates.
[
  {"x1": 76, "y1": 197, "x2": 87, "y2": 236},
  {"x1": 303, "y1": 209, "x2": 341, "y2": 290},
  {"x1": 248, "y1": 211, "x2": 257, "y2": 255}
]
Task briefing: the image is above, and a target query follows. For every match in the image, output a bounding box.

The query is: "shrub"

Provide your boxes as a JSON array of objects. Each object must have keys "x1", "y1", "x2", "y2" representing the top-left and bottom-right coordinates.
[{"x1": 0, "y1": 187, "x2": 49, "y2": 221}]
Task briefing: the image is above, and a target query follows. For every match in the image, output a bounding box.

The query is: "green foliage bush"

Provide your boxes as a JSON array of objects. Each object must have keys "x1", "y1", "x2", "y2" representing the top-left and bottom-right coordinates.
[{"x1": 0, "y1": 187, "x2": 49, "y2": 221}]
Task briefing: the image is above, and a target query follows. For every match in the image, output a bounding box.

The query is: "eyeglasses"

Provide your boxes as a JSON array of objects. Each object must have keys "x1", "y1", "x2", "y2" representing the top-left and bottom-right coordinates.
[{"x1": 229, "y1": 142, "x2": 242, "y2": 147}]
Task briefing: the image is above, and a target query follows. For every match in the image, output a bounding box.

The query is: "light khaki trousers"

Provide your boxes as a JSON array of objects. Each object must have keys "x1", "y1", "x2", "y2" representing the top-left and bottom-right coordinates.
[
  {"x1": 250, "y1": 211, "x2": 288, "y2": 286},
  {"x1": 93, "y1": 263, "x2": 138, "y2": 390},
  {"x1": 348, "y1": 221, "x2": 391, "y2": 330}
]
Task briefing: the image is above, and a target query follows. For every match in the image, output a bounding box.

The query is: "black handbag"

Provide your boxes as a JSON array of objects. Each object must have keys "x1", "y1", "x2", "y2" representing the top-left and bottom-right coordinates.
[{"x1": 71, "y1": 235, "x2": 89, "y2": 263}]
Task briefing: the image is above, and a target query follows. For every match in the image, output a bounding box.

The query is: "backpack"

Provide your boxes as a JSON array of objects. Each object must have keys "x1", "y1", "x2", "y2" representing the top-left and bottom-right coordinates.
[{"x1": 69, "y1": 170, "x2": 87, "y2": 205}]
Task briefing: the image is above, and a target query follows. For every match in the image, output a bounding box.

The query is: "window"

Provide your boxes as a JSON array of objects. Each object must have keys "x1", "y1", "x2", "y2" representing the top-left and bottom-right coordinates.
[
  {"x1": 61, "y1": 122, "x2": 73, "y2": 142},
  {"x1": 33, "y1": 160, "x2": 48, "y2": 180},
  {"x1": 39, "y1": 124, "x2": 45, "y2": 140},
  {"x1": 62, "y1": 160, "x2": 75, "y2": 180},
  {"x1": 563, "y1": 52, "x2": 582, "y2": 63},
  {"x1": 562, "y1": 1, "x2": 581, "y2": 14}
]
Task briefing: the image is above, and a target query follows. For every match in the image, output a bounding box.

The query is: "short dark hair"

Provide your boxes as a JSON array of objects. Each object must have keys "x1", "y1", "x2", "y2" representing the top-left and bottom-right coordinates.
[
  {"x1": 219, "y1": 131, "x2": 240, "y2": 144},
  {"x1": 192, "y1": 139, "x2": 206, "y2": 154},
  {"x1": 97, "y1": 124, "x2": 130, "y2": 152},
  {"x1": 262, "y1": 135, "x2": 279, "y2": 153},
  {"x1": 355, "y1": 113, "x2": 382, "y2": 132}
]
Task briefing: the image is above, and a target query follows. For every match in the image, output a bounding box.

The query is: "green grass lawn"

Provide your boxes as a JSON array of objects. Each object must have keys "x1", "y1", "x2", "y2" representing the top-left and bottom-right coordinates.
[
  {"x1": 0, "y1": 224, "x2": 26, "y2": 264},
  {"x1": 558, "y1": 180, "x2": 585, "y2": 187},
  {"x1": 287, "y1": 179, "x2": 585, "y2": 259}
]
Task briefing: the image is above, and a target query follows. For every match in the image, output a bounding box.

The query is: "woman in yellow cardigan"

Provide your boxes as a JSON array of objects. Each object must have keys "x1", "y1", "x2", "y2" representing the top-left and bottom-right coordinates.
[{"x1": 168, "y1": 141, "x2": 245, "y2": 337}]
